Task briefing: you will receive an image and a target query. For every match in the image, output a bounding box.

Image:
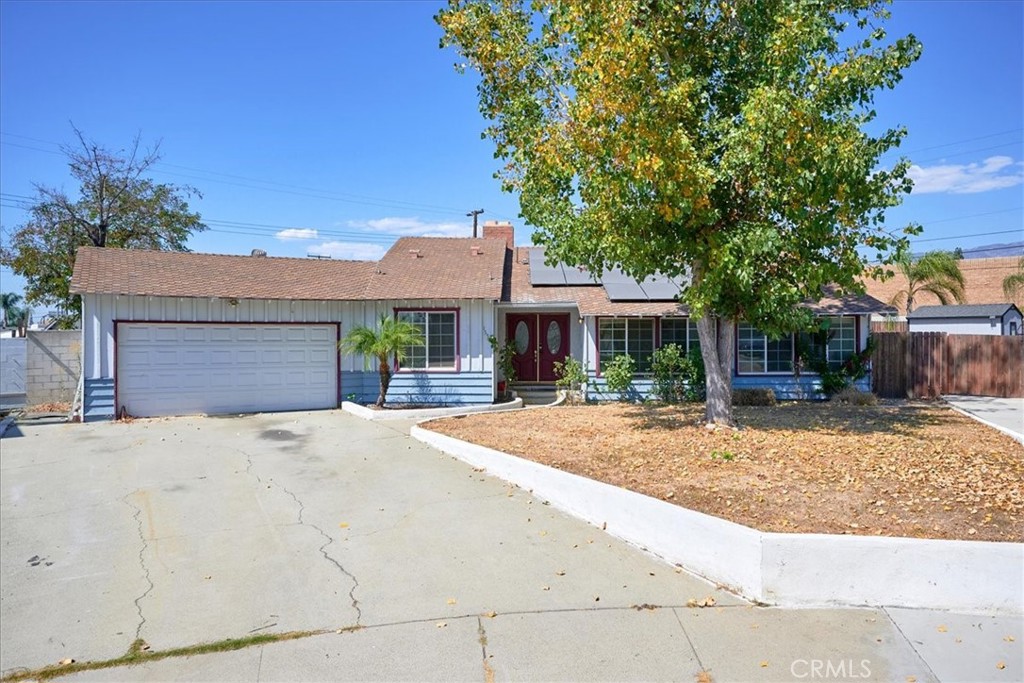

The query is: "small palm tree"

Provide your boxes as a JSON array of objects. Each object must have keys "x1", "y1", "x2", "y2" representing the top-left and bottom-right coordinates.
[
  {"x1": 888, "y1": 251, "x2": 966, "y2": 314},
  {"x1": 1, "y1": 292, "x2": 23, "y2": 328},
  {"x1": 1003, "y1": 257, "x2": 1024, "y2": 300},
  {"x1": 340, "y1": 314, "x2": 424, "y2": 407}
]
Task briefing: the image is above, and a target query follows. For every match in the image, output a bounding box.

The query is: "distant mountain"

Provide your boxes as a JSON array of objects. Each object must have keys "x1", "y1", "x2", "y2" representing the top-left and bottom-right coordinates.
[{"x1": 960, "y1": 241, "x2": 1023, "y2": 259}]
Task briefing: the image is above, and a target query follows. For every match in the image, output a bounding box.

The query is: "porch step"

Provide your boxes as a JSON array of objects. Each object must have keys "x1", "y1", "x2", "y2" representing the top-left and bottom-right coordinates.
[{"x1": 512, "y1": 384, "x2": 559, "y2": 407}]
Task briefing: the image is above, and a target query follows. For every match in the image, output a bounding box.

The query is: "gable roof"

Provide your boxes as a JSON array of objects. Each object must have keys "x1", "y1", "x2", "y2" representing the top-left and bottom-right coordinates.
[
  {"x1": 906, "y1": 303, "x2": 1021, "y2": 319},
  {"x1": 363, "y1": 237, "x2": 506, "y2": 300},
  {"x1": 862, "y1": 256, "x2": 1024, "y2": 315},
  {"x1": 70, "y1": 246, "x2": 377, "y2": 300}
]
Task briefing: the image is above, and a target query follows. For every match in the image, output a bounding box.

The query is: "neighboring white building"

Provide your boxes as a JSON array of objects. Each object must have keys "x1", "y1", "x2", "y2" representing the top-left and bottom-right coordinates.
[{"x1": 906, "y1": 303, "x2": 1023, "y2": 336}]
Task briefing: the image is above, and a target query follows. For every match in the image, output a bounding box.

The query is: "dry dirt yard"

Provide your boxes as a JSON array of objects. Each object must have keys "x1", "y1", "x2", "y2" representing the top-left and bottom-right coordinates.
[{"x1": 427, "y1": 401, "x2": 1024, "y2": 542}]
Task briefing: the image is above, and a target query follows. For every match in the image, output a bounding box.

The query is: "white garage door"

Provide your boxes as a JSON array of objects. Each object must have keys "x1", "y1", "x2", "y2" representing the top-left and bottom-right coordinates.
[{"x1": 117, "y1": 323, "x2": 338, "y2": 417}]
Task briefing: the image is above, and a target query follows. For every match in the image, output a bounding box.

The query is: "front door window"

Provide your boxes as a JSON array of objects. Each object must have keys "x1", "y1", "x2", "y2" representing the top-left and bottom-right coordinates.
[{"x1": 546, "y1": 320, "x2": 562, "y2": 355}]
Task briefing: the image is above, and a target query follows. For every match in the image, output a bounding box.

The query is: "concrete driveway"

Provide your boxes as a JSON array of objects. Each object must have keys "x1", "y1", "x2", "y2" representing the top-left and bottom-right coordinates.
[
  {"x1": 1, "y1": 411, "x2": 1020, "y2": 682},
  {"x1": 944, "y1": 395, "x2": 1024, "y2": 443}
]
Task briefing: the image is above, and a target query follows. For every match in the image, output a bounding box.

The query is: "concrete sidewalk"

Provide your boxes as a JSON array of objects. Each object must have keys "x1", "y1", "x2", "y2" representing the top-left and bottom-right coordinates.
[
  {"x1": 1, "y1": 412, "x2": 1020, "y2": 682},
  {"x1": 944, "y1": 395, "x2": 1024, "y2": 443}
]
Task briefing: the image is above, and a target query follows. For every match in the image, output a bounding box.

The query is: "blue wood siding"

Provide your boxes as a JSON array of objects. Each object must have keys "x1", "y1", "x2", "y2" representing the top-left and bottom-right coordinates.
[
  {"x1": 586, "y1": 371, "x2": 655, "y2": 402},
  {"x1": 83, "y1": 378, "x2": 115, "y2": 421},
  {"x1": 387, "y1": 371, "x2": 493, "y2": 405}
]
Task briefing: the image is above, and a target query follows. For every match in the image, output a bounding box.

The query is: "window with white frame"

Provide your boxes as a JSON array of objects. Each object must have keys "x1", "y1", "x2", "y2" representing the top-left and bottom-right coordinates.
[
  {"x1": 799, "y1": 316, "x2": 857, "y2": 370},
  {"x1": 396, "y1": 310, "x2": 457, "y2": 370},
  {"x1": 737, "y1": 323, "x2": 794, "y2": 374},
  {"x1": 660, "y1": 318, "x2": 701, "y2": 352},
  {"x1": 599, "y1": 318, "x2": 655, "y2": 372}
]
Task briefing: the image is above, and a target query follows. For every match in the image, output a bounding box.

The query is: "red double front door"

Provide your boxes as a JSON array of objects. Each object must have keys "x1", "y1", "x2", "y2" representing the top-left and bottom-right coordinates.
[{"x1": 506, "y1": 313, "x2": 570, "y2": 382}]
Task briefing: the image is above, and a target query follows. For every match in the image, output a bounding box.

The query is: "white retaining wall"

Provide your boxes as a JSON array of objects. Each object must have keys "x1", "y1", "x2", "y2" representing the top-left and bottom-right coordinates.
[{"x1": 412, "y1": 426, "x2": 1023, "y2": 614}]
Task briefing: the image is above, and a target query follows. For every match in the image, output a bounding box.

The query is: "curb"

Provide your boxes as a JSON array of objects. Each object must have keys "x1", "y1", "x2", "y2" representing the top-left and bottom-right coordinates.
[
  {"x1": 411, "y1": 425, "x2": 1023, "y2": 615},
  {"x1": 341, "y1": 398, "x2": 523, "y2": 421}
]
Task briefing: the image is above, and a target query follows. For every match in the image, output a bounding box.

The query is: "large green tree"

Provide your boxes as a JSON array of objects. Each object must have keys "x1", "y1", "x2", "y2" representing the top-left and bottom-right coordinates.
[
  {"x1": 0, "y1": 128, "x2": 206, "y2": 327},
  {"x1": 887, "y1": 250, "x2": 966, "y2": 314},
  {"x1": 439, "y1": 0, "x2": 921, "y2": 425}
]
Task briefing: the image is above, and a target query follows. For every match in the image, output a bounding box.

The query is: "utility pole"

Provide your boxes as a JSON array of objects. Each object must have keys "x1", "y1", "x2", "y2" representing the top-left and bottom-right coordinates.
[{"x1": 466, "y1": 209, "x2": 484, "y2": 238}]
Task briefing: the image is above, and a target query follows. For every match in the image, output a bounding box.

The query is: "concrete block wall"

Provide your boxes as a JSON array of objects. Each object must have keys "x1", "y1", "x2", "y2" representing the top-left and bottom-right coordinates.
[{"x1": 26, "y1": 331, "x2": 80, "y2": 406}]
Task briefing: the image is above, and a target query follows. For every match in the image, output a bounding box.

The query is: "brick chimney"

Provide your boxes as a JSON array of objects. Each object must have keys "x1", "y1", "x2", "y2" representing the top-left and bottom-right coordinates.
[{"x1": 482, "y1": 220, "x2": 514, "y2": 250}]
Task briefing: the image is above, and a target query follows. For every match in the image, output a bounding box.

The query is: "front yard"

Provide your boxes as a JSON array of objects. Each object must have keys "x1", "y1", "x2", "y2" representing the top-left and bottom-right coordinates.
[{"x1": 426, "y1": 401, "x2": 1024, "y2": 542}]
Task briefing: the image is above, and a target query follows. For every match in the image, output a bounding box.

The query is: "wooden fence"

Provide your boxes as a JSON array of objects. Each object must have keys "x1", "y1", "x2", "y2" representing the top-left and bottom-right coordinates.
[
  {"x1": 870, "y1": 320, "x2": 909, "y2": 334},
  {"x1": 872, "y1": 332, "x2": 1024, "y2": 398}
]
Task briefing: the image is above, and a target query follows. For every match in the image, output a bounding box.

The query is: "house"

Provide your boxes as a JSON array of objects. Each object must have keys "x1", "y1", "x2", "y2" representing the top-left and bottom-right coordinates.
[
  {"x1": 70, "y1": 221, "x2": 891, "y2": 420},
  {"x1": 906, "y1": 304, "x2": 1023, "y2": 336}
]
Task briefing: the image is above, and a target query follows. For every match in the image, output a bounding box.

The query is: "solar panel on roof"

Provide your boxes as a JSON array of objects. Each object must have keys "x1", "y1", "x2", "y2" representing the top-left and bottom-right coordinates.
[
  {"x1": 562, "y1": 265, "x2": 597, "y2": 285},
  {"x1": 603, "y1": 280, "x2": 648, "y2": 301},
  {"x1": 638, "y1": 276, "x2": 681, "y2": 301},
  {"x1": 529, "y1": 258, "x2": 567, "y2": 285}
]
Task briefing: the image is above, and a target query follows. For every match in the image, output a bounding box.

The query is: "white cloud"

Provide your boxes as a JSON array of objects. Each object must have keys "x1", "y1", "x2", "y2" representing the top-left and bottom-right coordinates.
[
  {"x1": 346, "y1": 216, "x2": 469, "y2": 238},
  {"x1": 274, "y1": 228, "x2": 319, "y2": 240},
  {"x1": 908, "y1": 156, "x2": 1024, "y2": 195},
  {"x1": 309, "y1": 241, "x2": 386, "y2": 261}
]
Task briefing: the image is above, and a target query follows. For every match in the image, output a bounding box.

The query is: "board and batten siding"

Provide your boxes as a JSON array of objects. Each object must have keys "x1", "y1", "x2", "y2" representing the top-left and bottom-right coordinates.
[{"x1": 81, "y1": 294, "x2": 496, "y2": 419}]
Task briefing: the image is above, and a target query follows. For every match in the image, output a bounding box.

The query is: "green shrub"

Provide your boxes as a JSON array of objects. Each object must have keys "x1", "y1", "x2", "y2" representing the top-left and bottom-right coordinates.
[
  {"x1": 603, "y1": 354, "x2": 636, "y2": 400},
  {"x1": 832, "y1": 386, "x2": 879, "y2": 406},
  {"x1": 796, "y1": 328, "x2": 877, "y2": 397},
  {"x1": 553, "y1": 357, "x2": 588, "y2": 404},
  {"x1": 732, "y1": 388, "x2": 777, "y2": 406},
  {"x1": 651, "y1": 344, "x2": 687, "y2": 403},
  {"x1": 651, "y1": 344, "x2": 705, "y2": 403}
]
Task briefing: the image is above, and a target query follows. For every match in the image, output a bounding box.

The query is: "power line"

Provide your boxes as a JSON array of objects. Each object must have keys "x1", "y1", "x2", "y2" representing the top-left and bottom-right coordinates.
[
  {"x1": 913, "y1": 141, "x2": 1022, "y2": 165},
  {"x1": 0, "y1": 135, "x2": 503, "y2": 220},
  {"x1": 903, "y1": 128, "x2": 1023, "y2": 155}
]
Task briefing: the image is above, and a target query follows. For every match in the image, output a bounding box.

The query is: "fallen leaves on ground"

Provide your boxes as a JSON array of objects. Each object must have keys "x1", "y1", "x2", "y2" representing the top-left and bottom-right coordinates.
[{"x1": 428, "y1": 402, "x2": 1024, "y2": 542}]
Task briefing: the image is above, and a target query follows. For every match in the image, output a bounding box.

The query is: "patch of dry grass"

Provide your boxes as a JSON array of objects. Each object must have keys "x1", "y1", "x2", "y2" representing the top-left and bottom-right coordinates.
[{"x1": 427, "y1": 401, "x2": 1024, "y2": 542}]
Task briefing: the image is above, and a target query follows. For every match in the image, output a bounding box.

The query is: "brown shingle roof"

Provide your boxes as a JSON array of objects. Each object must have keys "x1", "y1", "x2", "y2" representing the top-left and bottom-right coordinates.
[
  {"x1": 70, "y1": 246, "x2": 377, "y2": 300},
  {"x1": 862, "y1": 256, "x2": 1023, "y2": 315},
  {"x1": 364, "y1": 237, "x2": 506, "y2": 300}
]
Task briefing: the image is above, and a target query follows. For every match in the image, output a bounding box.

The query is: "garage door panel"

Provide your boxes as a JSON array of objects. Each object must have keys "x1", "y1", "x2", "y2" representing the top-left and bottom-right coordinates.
[
  {"x1": 181, "y1": 350, "x2": 206, "y2": 365},
  {"x1": 236, "y1": 350, "x2": 258, "y2": 364},
  {"x1": 117, "y1": 323, "x2": 337, "y2": 417},
  {"x1": 309, "y1": 328, "x2": 332, "y2": 342}
]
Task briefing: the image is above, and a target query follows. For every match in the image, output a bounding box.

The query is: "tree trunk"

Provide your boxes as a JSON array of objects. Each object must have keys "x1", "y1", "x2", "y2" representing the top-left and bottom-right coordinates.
[
  {"x1": 697, "y1": 312, "x2": 735, "y2": 427},
  {"x1": 377, "y1": 358, "x2": 391, "y2": 408}
]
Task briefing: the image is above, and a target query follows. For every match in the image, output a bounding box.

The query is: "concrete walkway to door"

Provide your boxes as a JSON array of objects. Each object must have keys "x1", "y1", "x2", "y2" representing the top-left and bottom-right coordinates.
[{"x1": 0, "y1": 411, "x2": 1019, "y2": 682}]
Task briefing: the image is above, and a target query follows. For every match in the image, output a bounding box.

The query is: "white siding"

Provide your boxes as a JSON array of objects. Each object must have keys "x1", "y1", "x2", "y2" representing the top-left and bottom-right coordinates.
[
  {"x1": 82, "y1": 294, "x2": 495, "y2": 380},
  {"x1": 909, "y1": 317, "x2": 1007, "y2": 336}
]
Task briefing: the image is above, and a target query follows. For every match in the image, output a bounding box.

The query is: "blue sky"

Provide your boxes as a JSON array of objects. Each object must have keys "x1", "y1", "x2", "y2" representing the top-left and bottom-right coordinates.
[{"x1": 1, "y1": 0, "x2": 1021, "y2": 314}]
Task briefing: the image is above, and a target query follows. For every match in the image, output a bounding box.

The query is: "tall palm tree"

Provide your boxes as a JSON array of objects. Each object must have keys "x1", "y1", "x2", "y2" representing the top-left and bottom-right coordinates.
[
  {"x1": 340, "y1": 314, "x2": 424, "y2": 407},
  {"x1": 1003, "y1": 256, "x2": 1024, "y2": 300},
  {"x1": 888, "y1": 251, "x2": 967, "y2": 314},
  {"x1": 1, "y1": 292, "x2": 23, "y2": 328}
]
